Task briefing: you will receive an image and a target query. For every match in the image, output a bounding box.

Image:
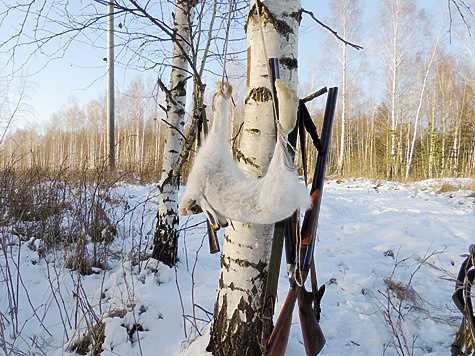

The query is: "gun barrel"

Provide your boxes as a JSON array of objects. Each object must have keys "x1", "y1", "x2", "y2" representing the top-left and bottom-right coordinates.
[
  {"x1": 267, "y1": 87, "x2": 337, "y2": 356},
  {"x1": 300, "y1": 87, "x2": 338, "y2": 272}
]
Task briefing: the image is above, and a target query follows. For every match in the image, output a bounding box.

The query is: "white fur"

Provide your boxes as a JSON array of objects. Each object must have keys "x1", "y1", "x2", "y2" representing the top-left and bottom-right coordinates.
[{"x1": 180, "y1": 81, "x2": 310, "y2": 225}]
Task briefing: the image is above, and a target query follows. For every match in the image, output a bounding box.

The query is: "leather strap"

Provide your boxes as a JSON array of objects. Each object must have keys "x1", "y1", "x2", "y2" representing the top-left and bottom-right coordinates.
[{"x1": 300, "y1": 100, "x2": 322, "y2": 152}]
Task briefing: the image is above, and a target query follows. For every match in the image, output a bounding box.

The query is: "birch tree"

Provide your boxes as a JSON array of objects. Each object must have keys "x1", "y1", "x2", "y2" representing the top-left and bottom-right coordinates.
[
  {"x1": 206, "y1": 0, "x2": 301, "y2": 354},
  {"x1": 379, "y1": 0, "x2": 423, "y2": 179},
  {"x1": 386, "y1": 0, "x2": 402, "y2": 179},
  {"x1": 152, "y1": 0, "x2": 196, "y2": 266},
  {"x1": 405, "y1": 41, "x2": 438, "y2": 180},
  {"x1": 332, "y1": 0, "x2": 360, "y2": 175}
]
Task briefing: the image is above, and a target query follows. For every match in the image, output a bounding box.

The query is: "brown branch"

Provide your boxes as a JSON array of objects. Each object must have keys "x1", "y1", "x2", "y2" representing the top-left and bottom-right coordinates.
[
  {"x1": 301, "y1": 9, "x2": 363, "y2": 51},
  {"x1": 157, "y1": 77, "x2": 177, "y2": 106}
]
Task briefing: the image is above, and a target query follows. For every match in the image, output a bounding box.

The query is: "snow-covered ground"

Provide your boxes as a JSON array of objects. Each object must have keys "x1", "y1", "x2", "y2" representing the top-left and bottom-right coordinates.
[{"x1": 0, "y1": 178, "x2": 474, "y2": 355}]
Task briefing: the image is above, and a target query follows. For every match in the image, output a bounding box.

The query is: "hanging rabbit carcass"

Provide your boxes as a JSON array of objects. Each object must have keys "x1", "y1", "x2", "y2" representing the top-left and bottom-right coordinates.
[{"x1": 179, "y1": 80, "x2": 310, "y2": 227}]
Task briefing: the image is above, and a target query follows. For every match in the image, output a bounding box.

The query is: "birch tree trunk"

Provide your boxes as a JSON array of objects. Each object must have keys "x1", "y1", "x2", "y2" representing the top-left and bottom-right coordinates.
[
  {"x1": 428, "y1": 87, "x2": 436, "y2": 177},
  {"x1": 387, "y1": 0, "x2": 401, "y2": 179},
  {"x1": 451, "y1": 81, "x2": 466, "y2": 176},
  {"x1": 152, "y1": 0, "x2": 194, "y2": 266},
  {"x1": 405, "y1": 43, "x2": 436, "y2": 180},
  {"x1": 337, "y1": 2, "x2": 348, "y2": 175},
  {"x1": 207, "y1": 1, "x2": 300, "y2": 355}
]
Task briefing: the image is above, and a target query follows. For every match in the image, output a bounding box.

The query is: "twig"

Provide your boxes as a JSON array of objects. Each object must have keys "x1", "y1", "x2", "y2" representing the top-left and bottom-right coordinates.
[
  {"x1": 447, "y1": 0, "x2": 473, "y2": 42},
  {"x1": 301, "y1": 9, "x2": 363, "y2": 50},
  {"x1": 156, "y1": 78, "x2": 177, "y2": 107},
  {"x1": 232, "y1": 121, "x2": 244, "y2": 154},
  {"x1": 190, "y1": 233, "x2": 207, "y2": 336},
  {"x1": 175, "y1": 266, "x2": 187, "y2": 338},
  {"x1": 177, "y1": 220, "x2": 207, "y2": 232},
  {"x1": 194, "y1": 303, "x2": 213, "y2": 320},
  {"x1": 161, "y1": 118, "x2": 187, "y2": 141}
]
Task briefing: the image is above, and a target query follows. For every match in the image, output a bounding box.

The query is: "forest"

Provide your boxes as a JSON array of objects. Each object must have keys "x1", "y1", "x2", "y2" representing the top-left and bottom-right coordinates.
[{"x1": 0, "y1": 1, "x2": 473, "y2": 356}]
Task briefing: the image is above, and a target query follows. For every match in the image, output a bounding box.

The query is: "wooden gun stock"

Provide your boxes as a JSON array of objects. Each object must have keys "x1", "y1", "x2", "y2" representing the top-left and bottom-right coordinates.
[
  {"x1": 266, "y1": 288, "x2": 297, "y2": 356},
  {"x1": 300, "y1": 189, "x2": 320, "y2": 245},
  {"x1": 266, "y1": 286, "x2": 325, "y2": 356},
  {"x1": 298, "y1": 288, "x2": 325, "y2": 356}
]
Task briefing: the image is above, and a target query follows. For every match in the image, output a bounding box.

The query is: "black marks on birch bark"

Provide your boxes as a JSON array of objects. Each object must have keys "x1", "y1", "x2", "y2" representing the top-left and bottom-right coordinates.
[
  {"x1": 152, "y1": 208, "x2": 179, "y2": 266},
  {"x1": 234, "y1": 148, "x2": 259, "y2": 169},
  {"x1": 221, "y1": 253, "x2": 230, "y2": 272},
  {"x1": 221, "y1": 255, "x2": 267, "y2": 274},
  {"x1": 245, "y1": 87, "x2": 272, "y2": 104},
  {"x1": 224, "y1": 233, "x2": 254, "y2": 249},
  {"x1": 245, "y1": 128, "x2": 261, "y2": 136},
  {"x1": 207, "y1": 282, "x2": 271, "y2": 356},
  {"x1": 174, "y1": 108, "x2": 185, "y2": 116},
  {"x1": 227, "y1": 282, "x2": 247, "y2": 293},
  {"x1": 245, "y1": 1, "x2": 296, "y2": 41},
  {"x1": 288, "y1": 9, "x2": 303, "y2": 24},
  {"x1": 280, "y1": 56, "x2": 298, "y2": 70},
  {"x1": 172, "y1": 79, "x2": 187, "y2": 98},
  {"x1": 154, "y1": 169, "x2": 181, "y2": 266}
]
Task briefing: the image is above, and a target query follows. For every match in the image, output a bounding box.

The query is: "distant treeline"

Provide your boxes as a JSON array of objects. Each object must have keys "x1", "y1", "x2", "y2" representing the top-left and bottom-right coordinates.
[{"x1": 1, "y1": 52, "x2": 474, "y2": 181}]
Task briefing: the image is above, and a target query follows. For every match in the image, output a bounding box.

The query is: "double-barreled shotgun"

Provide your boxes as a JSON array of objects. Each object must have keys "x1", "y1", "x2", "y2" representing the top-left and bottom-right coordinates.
[{"x1": 266, "y1": 83, "x2": 338, "y2": 355}]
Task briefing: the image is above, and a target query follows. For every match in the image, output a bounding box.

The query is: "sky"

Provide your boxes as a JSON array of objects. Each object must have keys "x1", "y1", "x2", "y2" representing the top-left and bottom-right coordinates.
[{"x1": 0, "y1": 0, "x2": 470, "y2": 133}]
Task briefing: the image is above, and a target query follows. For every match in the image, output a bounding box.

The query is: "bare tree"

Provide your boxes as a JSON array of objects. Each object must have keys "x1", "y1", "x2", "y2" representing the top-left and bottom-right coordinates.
[
  {"x1": 206, "y1": 0, "x2": 301, "y2": 354},
  {"x1": 330, "y1": 0, "x2": 361, "y2": 175},
  {"x1": 152, "y1": 0, "x2": 196, "y2": 266},
  {"x1": 405, "y1": 40, "x2": 438, "y2": 180}
]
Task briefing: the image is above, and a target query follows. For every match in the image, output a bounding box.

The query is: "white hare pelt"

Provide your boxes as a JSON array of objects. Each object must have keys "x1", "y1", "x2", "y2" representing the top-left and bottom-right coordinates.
[{"x1": 179, "y1": 80, "x2": 310, "y2": 225}]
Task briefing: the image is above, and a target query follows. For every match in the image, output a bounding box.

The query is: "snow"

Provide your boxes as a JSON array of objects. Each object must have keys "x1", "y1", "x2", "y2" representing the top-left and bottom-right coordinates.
[
  {"x1": 0, "y1": 178, "x2": 474, "y2": 355},
  {"x1": 180, "y1": 81, "x2": 310, "y2": 226}
]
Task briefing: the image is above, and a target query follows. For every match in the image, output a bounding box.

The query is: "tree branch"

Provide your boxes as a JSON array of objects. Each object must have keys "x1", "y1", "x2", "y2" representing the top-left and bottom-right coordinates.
[
  {"x1": 447, "y1": 0, "x2": 472, "y2": 41},
  {"x1": 301, "y1": 8, "x2": 363, "y2": 51}
]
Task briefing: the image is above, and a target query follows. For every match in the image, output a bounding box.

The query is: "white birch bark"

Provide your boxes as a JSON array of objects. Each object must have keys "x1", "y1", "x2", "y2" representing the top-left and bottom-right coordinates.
[
  {"x1": 388, "y1": 0, "x2": 401, "y2": 179},
  {"x1": 428, "y1": 87, "x2": 436, "y2": 177},
  {"x1": 405, "y1": 42, "x2": 437, "y2": 180},
  {"x1": 153, "y1": 0, "x2": 194, "y2": 266},
  {"x1": 451, "y1": 82, "x2": 466, "y2": 175},
  {"x1": 207, "y1": 0, "x2": 301, "y2": 354},
  {"x1": 337, "y1": 2, "x2": 348, "y2": 175}
]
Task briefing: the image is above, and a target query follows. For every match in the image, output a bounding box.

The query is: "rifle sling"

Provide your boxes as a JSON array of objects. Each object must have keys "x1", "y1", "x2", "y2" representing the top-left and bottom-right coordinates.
[{"x1": 300, "y1": 100, "x2": 322, "y2": 152}]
